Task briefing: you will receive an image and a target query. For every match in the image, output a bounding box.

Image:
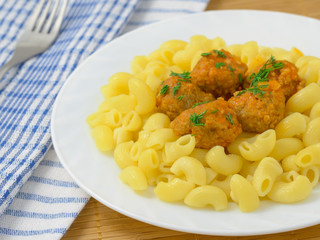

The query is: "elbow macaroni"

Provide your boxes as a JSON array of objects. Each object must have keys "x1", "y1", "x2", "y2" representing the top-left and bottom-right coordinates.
[
  {"x1": 205, "y1": 146, "x2": 243, "y2": 176},
  {"x1": 275, "y1": 112, "x2": 308, "y2": 139},
  {"x1": 252, "y1": 157, "x2": 283, "y2": 197},
  {"x1": 268, "y1": 138, "x2": 304, "y2": 161},
  {"x1": 163, "y1": 135, "x2": 196, "y2": 164},
  {"x1": 184, "y1": 185, "x2": 228, "y2": 210},
  {"x1": 87, "y1": 36, "x2": 320, "y2": 212},
  {"x1": 154, "y1": 178, "x2": 195, "y2": 202},
  {"x1": 230, "y1": 174, "x2": 260, "y2": 212},
  {"x1": 286, "y1": 82, "x2": 320, "y2": 113},
  {"x1": 128, "y1": 77, "x2": 155, "y2": 115},
  {"x1": 238, "y1": 129, "x2": 276, "y2": 161},
  {"x1": 142, "y1": 113, "x2": 171, "y2": 131},
  {"x1": 303, "y1": 117, "x2": 320, "y2": 146},
  {"x1": 267, "y1": 175, "x2": 312, "y2": 203},
  {"x1": 170, "y1": 156, "x2": 206, "y2": 185}
]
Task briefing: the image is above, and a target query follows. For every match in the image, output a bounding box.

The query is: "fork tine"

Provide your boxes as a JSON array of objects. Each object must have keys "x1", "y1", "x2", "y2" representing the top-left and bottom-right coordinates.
[
  {"x1": 34, "y1": 0, "x2": 52, "y2": 32},
  {"x1": 42, "y1": 0, "x2": 59, "y2": 33},
  {"x1": 51, "y1": 0, "x2": 68, "y2": 33},
  {"x1": 25, "y1": 0, "x2": 46, "y2": 30}
]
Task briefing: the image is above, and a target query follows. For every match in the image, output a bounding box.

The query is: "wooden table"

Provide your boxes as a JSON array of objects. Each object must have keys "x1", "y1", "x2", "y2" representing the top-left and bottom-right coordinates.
[{"x1": 62, "y1": 0, "x2": 320, "y2": 239}]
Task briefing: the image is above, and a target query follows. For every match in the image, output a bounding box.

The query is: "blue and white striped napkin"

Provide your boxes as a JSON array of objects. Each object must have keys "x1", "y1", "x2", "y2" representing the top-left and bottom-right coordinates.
[{"x1": 0, "y1": 0, "x2": 209, "y2": 239}]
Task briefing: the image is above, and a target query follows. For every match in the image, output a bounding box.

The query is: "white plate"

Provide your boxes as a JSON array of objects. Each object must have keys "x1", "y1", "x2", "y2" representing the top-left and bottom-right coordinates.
[{"x1": 51, "y1": 10, "x2": 320, "y2": 236}]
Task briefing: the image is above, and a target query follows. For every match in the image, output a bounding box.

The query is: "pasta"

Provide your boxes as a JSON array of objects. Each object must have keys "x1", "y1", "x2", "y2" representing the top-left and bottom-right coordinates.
[
  {"x1": 275, "y1": 112, "x2": 308, "y2": 139},
  {"x1": 90, "y1": 125, "x2": 114, "y2": 151},
  {"x1": 267, "y1": 175, "x2": 312, "y2": 203},
  {"x1": 98, "y1": 94, "x2": 136, "y2": 113},
  {"x1": 113, "y1": 127, "x2": 133, "y2": 145},
  {"x1": 301, "y1": 166, "x2": 320, "y2": 188},
  {"x1": 252, "y1": 157, "x2": 283, "y2": 197},
  {"x1": 303, "y1": 117, "x2": 320, "y2": 146},
  {"x1": 145, "y1": 128, "x2": 178, "y2": 150},
  {"x1": 128, "y1": 77, "x2": 155, "y2": 115},
  {"x1": 286, "y1": 82, "x2": 320, "y2": 113},
  {"x1": 205, "y1": 146, "x2": 243, "y2": 175},
  {"x1": 122, "y1": 111, "x2": 142, "y2": 131},
  {"x1": 170, "y1": 156, "x2": 206, "y2": 185},
  {"x1": 154, "y1": 178, "x2": 195, "y2": 202},
  {"x1": 114, "y1": 141, "x2": 135, "y2": 169},
  {"x1": 268, "y1": 138, "x2": 304, "y2": 161},
  {"x1": 295, "y1": 143, "x2": 320, "y2": 168},
  {"x1": 230, "y1": 174, "x2": 260, "y2": 212},
  {"x1": 142, "y1": 113, "x2": 171, "y2": 131},
  {"x1": 163, "y1": 135, "x2": 196, "y2": 164},
  {"x1": 184, "y1": 185, "x2": 228, "y2": 210},
  {"x1": 281, "y1": 155, "x2": 300, "y2": 172},
  {"x1": 88, "y1": 36, "x2": 320, "y2": 213},
  {"x1": 120, "y1": 166, "x2": 148, "y2": 191},
  {"x1": 238, "y1": 129, "x2": 276, "y2": 161}
]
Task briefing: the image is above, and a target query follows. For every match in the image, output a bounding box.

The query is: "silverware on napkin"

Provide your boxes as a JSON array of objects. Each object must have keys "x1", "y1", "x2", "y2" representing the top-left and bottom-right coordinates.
[{"x1": 0, "y1": 0, "x2": 68, "y2": 89}]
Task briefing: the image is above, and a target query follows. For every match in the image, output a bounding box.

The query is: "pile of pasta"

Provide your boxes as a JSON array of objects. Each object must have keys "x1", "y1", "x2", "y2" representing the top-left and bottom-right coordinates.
[{"x1": 86, "y1": 35, "x2": 320, "y2": 212}]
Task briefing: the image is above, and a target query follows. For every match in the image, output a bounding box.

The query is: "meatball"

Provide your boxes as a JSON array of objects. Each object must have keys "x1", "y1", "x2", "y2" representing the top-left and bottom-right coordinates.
[
  {"x1": 228, "y1": 80, "x2": 286, "y2": 133},
  {"x1": 170, "y1": 98, "x2": 242, "y2": 149},
  {"x1": 190, "y1": 49, "x2": 247, "y2": 99},
  {"x1": 244, "y1": 59, "x2": 305, "y2": 99},
  {"x1": 156, "y1": 76, "x2": 214, "y2": 120}
]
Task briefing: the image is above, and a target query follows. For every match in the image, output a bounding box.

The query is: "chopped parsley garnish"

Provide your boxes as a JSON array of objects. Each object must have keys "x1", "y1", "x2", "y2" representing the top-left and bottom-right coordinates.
[
  {"x1": 237, "y1": 84, "x2": 269, "y2": 98},
  {"x1": 170, "y1": 71, "x2": 191, "y2": 80},
  {"x1": 201, "y1": 52, "x2": 212, "y2": 56},
  {"x1": 191, "y1": 133, "x2": 197, "y2": 136},
  {"x1": 225, "y1": 113, "x2": 234, "y2": 125},
  {"x1": 249, "y1": 55, "x2": 284, "y2": 87},
  {"x1": 215, "y1": 62, "x2": 226, "y2": 68},
  {"x1": 160, "y1": 85, "x2": 169, "y2": 95},
  {"x1": 192, "y1": 100, "x2": 211, "y2": 108},
  {"x1": 228, "y1": 64, "x2": 235, "y2": 73},
  {"x1": 211, "y1": 110, "x2": 218, "y2": 114},
  {"x1": 239, "y1": 74, "x2": 243, "y2": 84},
  {"x1": 189, "y1": 110, "x2": 207, "y2": 127},
  {"x1": 178, "y1": 79, "x2": 191, "y2": 82},
  {"x1": 172, "y1": 82, "x2": 181, "y2": 96},
  {"x1": 237, "y1": 56, "x2": 283, "y2": 98},
  {"x1": 177, "y1": 95, "x2": 184, "y2": 101},
  {"x1": 213, "y1": 49, "x2": 226, "y2": 58}
]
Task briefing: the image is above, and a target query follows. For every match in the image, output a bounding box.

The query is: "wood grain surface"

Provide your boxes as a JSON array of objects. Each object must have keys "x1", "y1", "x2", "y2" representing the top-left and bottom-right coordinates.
[{"x1": 62, "y1": 0, "x2": 320, "y2": 239}]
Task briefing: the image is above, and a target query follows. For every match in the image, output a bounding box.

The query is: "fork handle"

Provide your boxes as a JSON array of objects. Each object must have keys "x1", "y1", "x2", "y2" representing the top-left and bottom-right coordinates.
[{"x1": 0, "y1": 58, "x2": 20, "y2": 90}]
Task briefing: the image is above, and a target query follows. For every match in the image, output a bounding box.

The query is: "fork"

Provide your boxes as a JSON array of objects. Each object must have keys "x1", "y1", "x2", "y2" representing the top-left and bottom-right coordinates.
[{"x1": 0, "y1": 0, "x2": 68, "y2": 88}]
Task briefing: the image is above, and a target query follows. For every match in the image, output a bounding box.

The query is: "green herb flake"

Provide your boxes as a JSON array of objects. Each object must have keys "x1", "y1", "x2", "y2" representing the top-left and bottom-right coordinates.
[
  {"x1": 201, "y1": 52, "x2": 212, "y2": 56},
  {"x1": 189, "y1": 110, "x2": 207, "y2": 127},
  {"x1": 177, "y1": 95, "x2": 184, "y2": 101},
  {"x1": 236, "y1": 90, "x2": 247, "y2": 97},
  {"x1": 170, "y1": 71, "x2": 191, "y2": 80},
  {"x1": 160, "y1": 85, "x2": 169, "y2": 95},
  {"x1": 225, "y1": 113, "x2": 234, "y2": 125},
  {"x1": 213, "y1": 49, "x2": 226, "y2": 58},
  {"x1": 237, "y1": 84, "x2": 269, "y2": 98},
  {"x1": 247, "y1": 85, "x2": 268, "y2": 97},
  {"x1": 191, "y1": 133, "x2": 197, "y2": 136},
  {"x1": 211, "y1": 110, "x2": 218, "y2": 114},
  {"x1": 249, "y1": 55, "x2": 284, "y2": 87},
  {"x1": 172, "y1": 82, "x2": 181, "y2": 96},
  {"x1": 215, "y1": 62, "x2": 226, "y2": 68},
  {"x1": 239, "y1": 74, "x2": 243, "y2": 84},
  {"x1": 228, "y1": 64, "x2": 235, "y2": 73},
  {"x1": 192, "y1": 100, "x2": 211, "y2": 108},
  {"x1": 178, "y1": 79, "x2": 191, "y2": 83}
]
